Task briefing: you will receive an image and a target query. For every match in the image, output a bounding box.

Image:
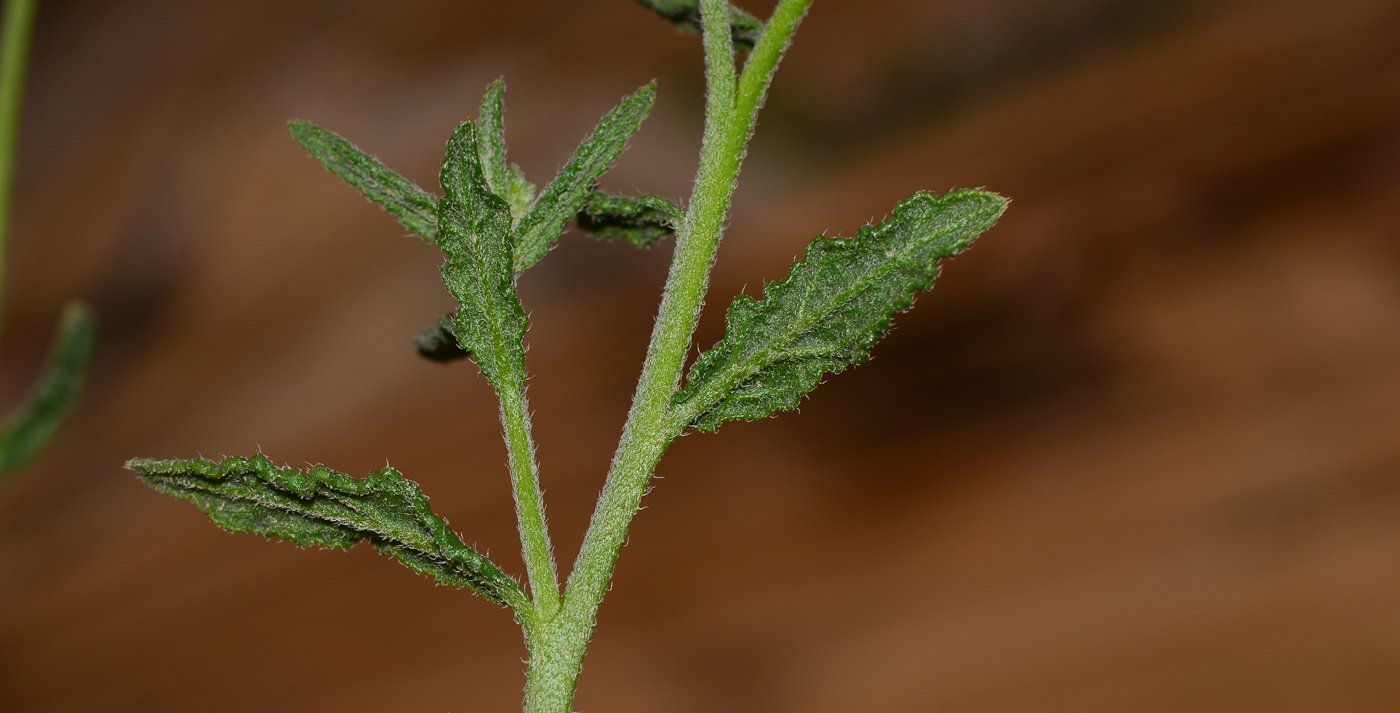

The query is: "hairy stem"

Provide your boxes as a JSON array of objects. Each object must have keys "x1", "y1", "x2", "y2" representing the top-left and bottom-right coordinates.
[
  {"x1": 521, "y1": 0, "x2": 811, "y2": 710},
  {"x1": 499, "y1": 378, "x2": 560, "y2": 621},
  {"x1": 0, "y1": 0, "x2": 38, "y2": 342}
]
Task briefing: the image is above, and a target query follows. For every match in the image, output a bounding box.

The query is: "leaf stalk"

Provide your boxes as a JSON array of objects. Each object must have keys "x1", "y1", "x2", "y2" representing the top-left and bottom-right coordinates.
[{"x1": 499, "y1": 379, "x2": 561, "y2": 620}]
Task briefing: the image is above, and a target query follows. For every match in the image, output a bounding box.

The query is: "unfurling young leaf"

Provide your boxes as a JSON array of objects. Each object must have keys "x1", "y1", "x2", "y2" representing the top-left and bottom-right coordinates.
[
  {"x1": 289, "y1": 82, "x2": 656, "y2": 283},
  {"x1": 437, "y1": 120, "x2": 528, "y2": 390},
  {"x1": 0, "y1": 302, "x2": 98, "y2": 477},
  {"x1": 289, "y1": 121, "x2": 440, "y2": 243},
  {"x1": 511, "y1": 84, "x2": 656, "y2": 274},
  {"x1": 672, "y1": 189, "x2": 1008, "y2": 433},
  {"x1": 576, "y1": 191, "x2": 682, "y2": 248},
  {"x1": 126, "y1": 455, "x2": 531, "y2": 614},
  {"x1": 415, "y1": 314, "x2": 471, "y2": 363},
  {"x1": 635, "y1": 0, "x2": 765, "y2": 52}
]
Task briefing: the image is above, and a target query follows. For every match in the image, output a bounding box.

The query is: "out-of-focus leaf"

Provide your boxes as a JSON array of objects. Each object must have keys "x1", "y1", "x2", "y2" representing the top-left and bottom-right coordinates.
[
  {"x1": 0, "y1": 302, "x2": 97, "y2": 477},
  {"x1": 635, "y1": 0, "x2": 765, "y2": 52},
  {"x1": 576, "y1": 191, "x2": 681, "y2": 248},
  {"x1": 415, "y1": 314, "x2": 471, "y2": 363}
]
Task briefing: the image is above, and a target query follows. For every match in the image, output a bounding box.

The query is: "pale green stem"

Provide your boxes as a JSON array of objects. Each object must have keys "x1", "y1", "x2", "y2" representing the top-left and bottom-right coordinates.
[
  {"x1": 499, "y1": 378, "x2": 560, "y2": 621},
  {"x1": 0, "y1": 0, "x2": 38, "y2": 344},
  {"x1": 519, "y1": 0, "x2": 812, "y2": 710}
]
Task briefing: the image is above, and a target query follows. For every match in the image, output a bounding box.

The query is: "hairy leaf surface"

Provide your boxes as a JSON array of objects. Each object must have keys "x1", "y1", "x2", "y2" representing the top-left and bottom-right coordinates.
[
  {"x1": 673, "y1": 189, "x2": 1007, "y2": 432},
  {"x1": 511, "y1": 85, "x2": 656, "y2": 273},
  {"x1": 289, "y1": 121, "x2": 440, "y2": 242},
  {"x1": 127, "y1": 455, "x2": 529, "y2": 611},
  {"x1": 475, "y1": 80, "x2": 537, "y2": 223},
  {"x1": 0, "y1": 303, "x2": 97, "y2": 477},
  {"x1": 636, "y1": 0, "x2": 765, "y2": 51},
  {"x1": 437, "y1": 120, "x2": 527, "y2": 389},
  {"x1": 576, "y1": 191, "x2": 682, "y2": 248}
]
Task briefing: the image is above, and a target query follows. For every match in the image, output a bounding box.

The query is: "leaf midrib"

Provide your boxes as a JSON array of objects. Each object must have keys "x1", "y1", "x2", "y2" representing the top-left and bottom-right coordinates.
[
  {"x1": 171, "y1": 475, "x2": 441, "y2": 555},
  {"x1": 179, "y1": 474, "x2": 524, "y2": 606},
  {"x1": 668, "y1": 223, "x2": 929, "y2": 431}
]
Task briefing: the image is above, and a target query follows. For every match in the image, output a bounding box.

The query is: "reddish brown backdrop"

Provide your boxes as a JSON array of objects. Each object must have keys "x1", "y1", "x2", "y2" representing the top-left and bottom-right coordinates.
[{"x1": 2, "y1": 0, "x2": 1399, "y2": 710}]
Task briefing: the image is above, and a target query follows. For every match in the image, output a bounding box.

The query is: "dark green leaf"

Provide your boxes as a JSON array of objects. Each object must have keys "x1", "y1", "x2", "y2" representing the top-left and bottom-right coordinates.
[
  {"x1": 673, "y1": 189, "x2": 1007, "y2": 432},
  {"x1": 635, "y1": 0, "x2": 765, "y2": 52},
  {"x1": 290, "y1": 121, "x2": 440, "y2": 243},
  {"x1": 437, "y1": 120, "x2": 527, "y2": 390},
  {"x1": 576, "y1": 191, "x2": 682, "y2": 248},
  {"x1": 475, "y1": 80, "x2": 536, "y2": 222},
  {"x1": 476, "y1": 81, "x2": 510, "y2": 198},
  {"x1": 127, "y1": 455, "x2": 530, "y2": 612},
  {"x1": 0, "y1": 302, "x2": 98, "y2": 477},
  {"x1": 415, "y1": 314, "x2": 471, "y2": 363},
  {"x1": 511, "y1": 84, "x2": 656, "y2": 274}
]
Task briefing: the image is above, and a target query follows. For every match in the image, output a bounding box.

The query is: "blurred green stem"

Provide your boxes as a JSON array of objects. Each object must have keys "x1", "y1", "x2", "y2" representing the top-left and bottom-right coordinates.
[{"x1": 0, "y1": 0, "x2": 38, "y2": 343}]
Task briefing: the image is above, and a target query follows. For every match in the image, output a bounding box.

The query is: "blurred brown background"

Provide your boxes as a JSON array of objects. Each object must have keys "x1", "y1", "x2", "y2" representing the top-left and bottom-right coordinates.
[{"x1": 1, "y1": 0, "x2": 1398, "y2": 710}]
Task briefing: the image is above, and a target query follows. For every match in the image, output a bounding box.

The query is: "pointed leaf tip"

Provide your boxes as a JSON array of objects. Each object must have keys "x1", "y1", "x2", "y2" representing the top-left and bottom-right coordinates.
[
  {"x1": 472, "y1": 78, "x2": 538, "y2": 220},
  {"x1": 510, "y1": 84, "x2": 658, "y2": 273},
  {"x1": 290, "y1": 120, "x2": 440, "y2": 243},
  {"x1": 476, "y1": 80, "x2": 519, "y2": 214}
]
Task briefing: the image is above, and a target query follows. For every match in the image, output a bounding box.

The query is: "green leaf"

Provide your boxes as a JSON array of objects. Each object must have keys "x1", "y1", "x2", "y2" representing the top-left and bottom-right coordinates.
[
  {"x1": 673, "y1": 189, "x2": 1007, "y2": 432},
  {"x1": 415, "y1": 314, "x2": 471, "y2": 363},
  {"x1": 0, "y1": 302, "x2": 98, "y2": 477},
  {"x1": 635, "y1": 0, "x2": 765, "y2": 52},
  {"x1": 475, "y1": 80, "x2": 537, "y2": 223},
  {"x1": 126, "y1": 455, "x2": 531, "y2": 614},
  {"x1": 576, "y1": 191, "x2": 682, "y2": 248},
  {"x1": 476, "y1": 81, "x2": 510, "y2": 198},
  {"x1": 437, "y1": 120, "x2": 527, "y2": 390},
  {"x1": 289, "y1": 120, "x2": 440, "y2": 243},
  {"x1": 511, "y1": 84, "x2": 656, "y2": 274}
]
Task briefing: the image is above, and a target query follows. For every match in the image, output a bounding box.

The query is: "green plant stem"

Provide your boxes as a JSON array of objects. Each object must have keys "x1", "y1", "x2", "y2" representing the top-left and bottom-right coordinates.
[
  {"x1": 0, "y1": 0, "x2": 38, "y2": 343},
  {"x1": 498, "y1": 379, "x2": 560, "y2": 621},
  {"x1": 520, "y1": 0, "x2": 811, "y2": 710}
]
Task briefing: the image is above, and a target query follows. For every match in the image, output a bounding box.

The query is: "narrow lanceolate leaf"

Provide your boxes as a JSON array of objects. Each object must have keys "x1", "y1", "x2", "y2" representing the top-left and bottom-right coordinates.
[
  {"x1": 0, "y1": 302, "x2": 98, "y2": 477},
  {"x1": 290, "y1": 121, "x2": 440, "y2": 243},
  {"x1": 635, "y1": 0, "x2": 765, "y2": 52},
  {"x1": 126, "y1": 455, "x2": 531, "y2": 614},
  {"x1": 437, "y1": 120, "x2": 527, "y2": 389},
  {"x1": 415, "y1": 314, "x2": 471, "y2": 363},
  {"x1": 673, "y1": 189, "x2": 1008, "y2": 433},
  {"x1": 576, "y1": 191, "x2": 682, "y2": 248},
  {"x1": 476, "y1": 81, "x2": 511, "y2": 199},
  {"x1": 475, "y1": 80, "x2": 536, "y2": 223},
  {"x1": 511, "y1": 84, "x2": 656, "y2": 274}
]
